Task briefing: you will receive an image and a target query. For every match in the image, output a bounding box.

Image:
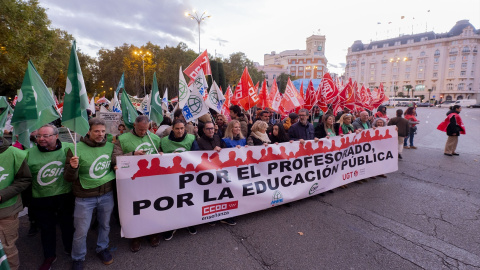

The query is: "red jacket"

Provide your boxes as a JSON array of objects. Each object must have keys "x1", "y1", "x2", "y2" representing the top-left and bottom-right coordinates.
[{"x1": 437, "y1": 113, "x2": 466, "y2": 135}]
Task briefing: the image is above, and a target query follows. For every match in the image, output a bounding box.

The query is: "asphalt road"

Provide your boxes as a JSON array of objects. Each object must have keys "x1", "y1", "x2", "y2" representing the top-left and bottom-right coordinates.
[{"x1": 17, "y1": 107, "x2": 480, "y2": 270}]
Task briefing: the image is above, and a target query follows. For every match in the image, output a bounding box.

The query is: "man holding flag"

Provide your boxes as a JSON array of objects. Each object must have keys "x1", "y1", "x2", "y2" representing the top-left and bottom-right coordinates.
[{"x1": 62, "y1": 41, "x2": 114, "y2": 270}]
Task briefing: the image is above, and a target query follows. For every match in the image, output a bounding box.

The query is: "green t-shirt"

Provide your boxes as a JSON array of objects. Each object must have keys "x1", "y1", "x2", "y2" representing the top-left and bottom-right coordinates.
[
  {"x1": 27, "y1": 142, "x2": 72, "y2": 198},
  {"x1": 118, "y1": 132, "x2": 160, "y2": 154},
  {"x1": 76, "y1": 141, "x2": 115, "y2": 189},
  {"x1": 0, "y1": 147, "x2": 26, "y2": 208},
  {"x1": 160, "y1": 134, "x2": 195, "y2": 153}
]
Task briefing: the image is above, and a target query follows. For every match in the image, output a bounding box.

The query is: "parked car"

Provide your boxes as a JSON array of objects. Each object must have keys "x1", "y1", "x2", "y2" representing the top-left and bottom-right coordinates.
[
  {"x1": 454, "y1": 99, "x2": 477, "y2": 108},
  {"x1": 436, "y1": 101, "x2": 455, "y2": 108},
  {"x1": 417, "y1": 102, "x2": 434, "y2": 107},
  {"x1": 471, "y1": 103, "x2": 480, "y2": 108}
]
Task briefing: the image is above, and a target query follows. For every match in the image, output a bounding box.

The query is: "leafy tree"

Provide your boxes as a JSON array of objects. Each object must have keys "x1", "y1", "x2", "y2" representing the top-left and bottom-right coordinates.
[
  {"x1": 276, "y1": 73, "x2": 297, "y2": 93},
  {"x1": 0, "y1": 0, "x2": 55, "y2": 96},
  {"x1": 223, "y1": 52, "x2": 264, "y2": 87},
  {"x1": 405, "y1": 85, "x2": 413, "y2": 98},
  {"x1": 217, "y1": 62, "x2": 227, "y2": 91}
]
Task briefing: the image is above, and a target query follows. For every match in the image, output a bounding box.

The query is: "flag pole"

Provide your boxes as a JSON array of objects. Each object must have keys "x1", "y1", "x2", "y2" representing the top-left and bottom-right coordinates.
[{"x1": 146, "y1": 132, "x2": 160, "y2": 155}]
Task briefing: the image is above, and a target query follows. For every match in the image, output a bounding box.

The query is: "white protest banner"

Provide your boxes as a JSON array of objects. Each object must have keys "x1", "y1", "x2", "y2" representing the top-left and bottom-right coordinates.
[
  {"x1": 116, "y1": 126, "x2": 398, "y2": 238},
  {"x1": 97, "y1": 112, "x2": 123, "y2": 135}
]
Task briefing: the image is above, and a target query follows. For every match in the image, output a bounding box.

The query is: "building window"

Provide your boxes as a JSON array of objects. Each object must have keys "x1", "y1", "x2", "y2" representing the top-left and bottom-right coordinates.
[
  {"x1": 405, "y1": 74, "x2": 410, "y2": 79},
  {"x1": 434, "y1": 50, "x2": 440, "y2": 56},
  {"x1": 462, "y1": 46, "x2": 470, "y2": 53},
  {"x1": 273, "y1": 74, "x2": 276, "y2": 79},
  {"x1": 265, "y1": 75, "x2": 268, "y2": 79},
  {"x1": 382, "y1": 69, "x2": 386, "y2": 74},
  {"x1": 291, "y1": 72, "x2": 296, "y2": 76},
  {"x1": 434, "y1": 57, "x2": 439, "y2": 63},
  {"x1": 461, "y1": 63, "x2": 467, "y2": 69},
  {"x1": 468, "y1": 83, "x2": 473, "y2": 90},
  {"x1": 407, "y1": 39, "x2": 414, "y2": 44},
  {"x1": 382, "y1": 63, "x2": 387, "y2": 68},
  {"x1": 417, "y1": 73, "x2": 423, "y2": 79},
  {"x1": 405, "y1": 67, "x2": 411, "y2": 72},
  {"x1": 372, "y1": 45, "x2": 377, "y2": 49},
  {"x1": 460, "y1": 71, "x2": 466, "y2": 76},
  {"x1": 370, "y1": 76, "x2": 374, "y2": 81},
  {"x1": 370, "y1": 71, "x2": 375, "y2": 75},
  {"x1": 447, "y1": 83, "x2": 454, "y2": 90},
  {"x1": 291, "y1": 60, "x2": 296, "y2": 64},
  {"x1": 393, "y1": 68, "x2": 398, "y2": 73},
  {"x1": 448, "y1": 71, "x2": 454, "y2": 77},
  {"x1": 415, "y1": 84, "x2": 425, "y2": 92},
  {"x1": 449, "y1": 64, "x2": 455, "y2": 69},
  {"x1": 420, "y1": 51, "x2": 425, "y2": 56},
  {"x1": 458, "y1": 83, "x2": 465, "y2": 90},
  {"x1": 450, "y1": 56, "x2": 456, "y2": 61},
  {"x1": 306, "y1": 72, "x2": 311, "y2": 76},
  {"x1": 433, "y1": 72, "x2": 438, "y2": 78},
  {"x1": 370, "y1": 64, "x2": 375, "y2": 69},
  {"x1": 419, "y1": 59, "x2": 424, "y2": 64},
  {"x1": 433, "y1": 65, "x2": 438, "y2": 70},
  {"x1": 291, "y1": 66, "x2": 296, "y2": 70},
  {"x1": 449, "y1": 48, "x2": 458, "y2": 55},
  {"x1": 298, "y1": 72, "x2": 303, "y2": 76},
  {"x1": 383, "y1": 43, "x2": 388, "y2": 48},
  {"x1": 395, "y1": 41, "x2": 401, "y2": 46},
  {"x1": 462, "y1": 56, "x2": 468, "y2": 61},
  {"x1": 418, "y1": 66, "x2": 424, "y2": 72},
  {"x1": 299, "y1": 66, "x2": 304, "y2": 71},
  {"x1": 307, "y1": 60, "x2": 311, "y2": 64}
]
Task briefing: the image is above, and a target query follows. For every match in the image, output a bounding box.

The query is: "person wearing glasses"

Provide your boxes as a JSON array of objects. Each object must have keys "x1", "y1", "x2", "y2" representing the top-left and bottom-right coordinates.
[
  {"x1": 288, "y1": 109, "x2": 319, "y2": 144},
  {"x1": 26, "y1": 124, "x2": 74, "y2": 270}
]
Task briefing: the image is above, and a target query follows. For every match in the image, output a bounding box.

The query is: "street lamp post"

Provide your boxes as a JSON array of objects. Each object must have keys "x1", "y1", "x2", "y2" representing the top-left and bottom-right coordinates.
[
  {"x1": 185, "y1": 10, "x2": 211, "y2": 54},
  {"x1": 134, "y1": 50, "x2": 151, "y2": 97}
]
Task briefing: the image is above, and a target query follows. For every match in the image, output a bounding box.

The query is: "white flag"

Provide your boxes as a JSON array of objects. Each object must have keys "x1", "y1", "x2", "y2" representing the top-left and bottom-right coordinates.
[
  {"x1": 88, "y1": 96, "x2": 96, "y2": 112},
  {"x1": 112, "y1": 91, "x2": 121, "y2": 113},
  {"x1": 162, "y1": 88, "x2": 169, "y2": 111},
  {"x1": 205, "y1": 81, "x2": 226, "y2": 113},
  {"x1": 178, "y1": 67, "x2": 190, "y2": 109},
  {"x1": 182, "y1": 71, "x2": 209, "y2": 122}
]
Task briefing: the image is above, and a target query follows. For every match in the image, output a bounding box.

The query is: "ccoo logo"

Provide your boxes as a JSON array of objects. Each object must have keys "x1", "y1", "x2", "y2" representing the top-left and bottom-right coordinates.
[
  {"x1": 0, "y1": 166, "x2": 8, "y2": 182},
  {"x1": 37, "y1": 161, "x2": 63, "y2": 186},
  {"x1": 89, "y1": 155, "x2": 111, "y2": 179}
]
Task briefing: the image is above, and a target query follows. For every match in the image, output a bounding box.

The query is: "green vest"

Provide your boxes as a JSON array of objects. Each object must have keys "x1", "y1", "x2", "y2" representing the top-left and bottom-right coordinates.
[
  {"x1": 118, "y1": 132, "x2": 160, "y2": 155},
  {"x1": 76, "y1": 141, "x2": 115, "y2": 189},
  {"x1": 160, "y1": 134, "x2": 195, "y2": 153},
  {"x1": 0, "y1": 147, "x2": 27, "y2": 209},
  {"x1": 106, "y1": 133, "x2": 113, "y2": 143},
  {"x1": 27, "y1": 142, "x2": 72, "y2": 198}
]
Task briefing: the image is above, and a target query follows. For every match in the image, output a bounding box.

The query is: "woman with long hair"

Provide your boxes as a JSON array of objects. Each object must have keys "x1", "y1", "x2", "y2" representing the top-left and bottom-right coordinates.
[
  {"x1": 437, "y1": 105, "x2": 465, "y2": 156},
  {"x1": 268, "y1": 123, "x2": 290, "y2": 144},
  {"x1": 315, "y1": 114, "x2": 337, "y2": 139},
  {"x1": 403, "y1": 107, "x2": 420, "y2": 149},
  {"x1": 247, "y1": 121, "x2": 270, "y2": 146},
  {"x1": 222, "y1": 120, "x2": 247, "y2": 148}
]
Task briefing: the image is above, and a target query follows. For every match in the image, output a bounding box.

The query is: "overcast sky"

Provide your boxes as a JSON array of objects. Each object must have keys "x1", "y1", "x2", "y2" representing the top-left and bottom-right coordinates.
[{"x1": 39, "y1": 0, "x2": 480, "y2": 75}]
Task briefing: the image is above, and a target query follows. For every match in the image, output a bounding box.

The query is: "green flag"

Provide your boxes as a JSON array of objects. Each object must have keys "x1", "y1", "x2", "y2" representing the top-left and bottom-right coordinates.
[
  {"x1": 11, "y1": 61, "x2": 60, "y2": 148},
  {"x1": 0, "y1": 97, "x2": 13, "y2": 137},
  {"x1": 61, "y1": 41, "x2": 90, "y2": 137},
  {"x1": 149, "y1": 72, "x2": 163, "y2": 125},
  {"x1": 115, "y1": 72, "x2": 125, "y2": 94},
  {"x1": 120, "y1": 90, "x2": 138, "y2": 130}
]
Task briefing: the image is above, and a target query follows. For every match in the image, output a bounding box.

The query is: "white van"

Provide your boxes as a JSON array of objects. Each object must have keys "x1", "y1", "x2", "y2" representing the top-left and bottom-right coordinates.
[{"x1": 454, "y1": 99, "x2": 477, "y2": 108}]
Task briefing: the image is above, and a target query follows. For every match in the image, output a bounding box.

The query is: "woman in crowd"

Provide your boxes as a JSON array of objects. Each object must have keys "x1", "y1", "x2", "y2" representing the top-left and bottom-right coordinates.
[
  {"x1": 315, "y1": 114, "x2": 337, "y2": 139},
  {"x1": 372, "y1": 118, "x2": 388, "y2": 178},
  {"x1": 403, "y1": 107, "x2": 420, "y2": 149},
  {"x1": 374, "y1": 105, "x2": 388, "y2": 120},
  {"x1": 118, "y1": 123, "x2": 126, "y2": 134},
  {"x1": 247, "y1": 121, "x2": 270, "y2": 146},
  {"x1": 222, "y1": 120, "x2": 247, "y2": 148},
  {"x1": 336, "y1": 113, "x2": 355, "y2": 135},
  {"x1": 437, "y1": 105, "x2": 465, "y2": 156},
  {"x1": 159, "y1": 119, "x2": 198, "y2": 239},
  {"x1": 268, "y1": 123, "x2": 290, "y2": 144}
]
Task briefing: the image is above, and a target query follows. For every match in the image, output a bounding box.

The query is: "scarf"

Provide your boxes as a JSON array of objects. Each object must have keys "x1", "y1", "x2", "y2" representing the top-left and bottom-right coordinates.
[{"x1": 251, "y1": 130, "x2": 271, "y2": 143}]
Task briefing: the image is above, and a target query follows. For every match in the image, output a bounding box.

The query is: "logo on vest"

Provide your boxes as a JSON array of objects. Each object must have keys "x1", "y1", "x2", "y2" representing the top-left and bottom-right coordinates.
[
  {"x1": 37, "y1": 161, "x2": 64, "y2": 186},
  {"x1": 89, "y1": 155, "x2": 111, "y2": 179},
  {"x1": 135, "y1": 142, "x2": 155, "y2": 154},
  {"x1": 0, "y1": 167, "x2": 8, "y2": 183}
]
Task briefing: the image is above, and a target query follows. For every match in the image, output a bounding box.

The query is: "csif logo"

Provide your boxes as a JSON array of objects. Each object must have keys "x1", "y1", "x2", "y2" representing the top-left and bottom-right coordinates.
[
  {"x1": 309, "y1": 183, "x2": 319, "y2": 195},
  {"x1": 89, "y1": 155, "x2": 111, "y2": 179},
  {"x1": 135, "y1": 142, "x2": 155, "y2": 154},
  {"x1": 37, "y1": 161, "x2": 63, "y2": 186},
  {"x1": 0, "y1": 167, "x2": 8, "y2": 182},
  {"x1": 271, "y1": 190, "x2": 283, "y2": 206}
]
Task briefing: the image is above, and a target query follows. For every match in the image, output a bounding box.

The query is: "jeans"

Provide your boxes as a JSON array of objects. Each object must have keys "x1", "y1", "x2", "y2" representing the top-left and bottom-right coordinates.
[
  {"x1": 71, "y1": 191, "x2": 114, "y2": 261},
  {"x1": 404, "y1": 127, "x2": 415, "y2": 146}
]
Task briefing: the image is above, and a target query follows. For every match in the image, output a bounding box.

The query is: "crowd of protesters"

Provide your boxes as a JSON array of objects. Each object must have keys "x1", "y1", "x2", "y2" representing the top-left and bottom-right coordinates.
[{"x1": 0, "y1": 101, "x2": 469, "y2": 270}]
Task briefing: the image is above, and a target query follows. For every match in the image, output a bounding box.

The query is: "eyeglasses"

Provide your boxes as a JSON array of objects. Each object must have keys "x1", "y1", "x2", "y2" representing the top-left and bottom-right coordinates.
[
  {"x1": 35, "y1": 134, "x2": 55, "y2": 139},
  {"x1": 298, "y1": 114, "x2": 308, "y2": 117},
  {"x1": 205, "y1": 128, "x2": 215, "y2": 131}
]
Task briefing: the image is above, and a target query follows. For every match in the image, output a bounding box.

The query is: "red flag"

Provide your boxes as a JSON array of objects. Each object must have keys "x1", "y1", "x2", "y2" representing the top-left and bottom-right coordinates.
[
  {"x1": 280, "y1": 78, "x2": 305, "y2": 112},
  {"x1": 235, "y1": 67, "x2": 260, "y2": 111},
  {"x1": 371, "y1": 83, "x2": 388, "y2": 108},
  {"x1": 12, "y1": 95, "x2": 18, "y2": 106},
  {"x1": 231, "y1": 78, "x2": 242, "y2": 105},
  {"x1": 268, "y1": 79, "x2": 282, "y2": 112},
  {"x1": 355, "y1": 84, "x2": 374, "y2": 111},
  {"x1": 258, "y1": 79, "x2": 269, "y2": 109},
  {"x1": 184, "y1": 50, "x2": 212, "y2": 86},
  {"x1": 221, "y1": 85, "x2": 233, "y2": 117},
  {"x1": 321, "y1": 73, "x2": 339, "y2": 104},
  {"x1": 304, "y1": 80, "x2": 315, "y2": 110}
]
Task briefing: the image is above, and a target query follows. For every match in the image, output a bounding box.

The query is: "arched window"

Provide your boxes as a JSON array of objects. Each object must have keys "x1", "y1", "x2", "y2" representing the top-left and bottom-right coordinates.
[
  {"x1": 449, "y1": 48, "x2": 458, "y2": 55},
  {"x1": 457, "y1": 95, "x2": 463, "y2": 100},
  {"x1": 462, "y1": 46, "x2": 470, "y2": 53},
  {"x1": 434, "y1": 50, "x2": 440, "y2": 56}
]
